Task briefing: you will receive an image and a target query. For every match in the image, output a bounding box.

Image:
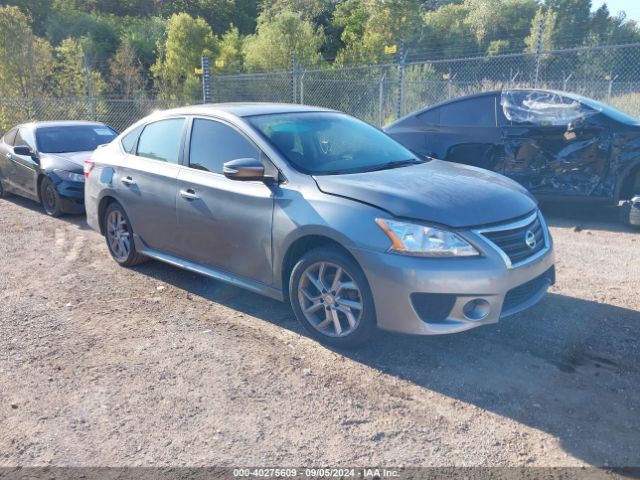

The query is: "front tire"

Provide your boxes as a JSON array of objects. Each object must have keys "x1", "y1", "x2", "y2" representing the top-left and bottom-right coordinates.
[
  {"x1": 103, "y1": 202, "x2": 147, "y2": 267},
  {"x1": 289, "y1": 247, "x2": 377, "y2": 348},
  {"x1": 40, "y1": 177, "x2": 63, "y2": 217},
  {"x1": 0, "y1": 178, "x2": 12, "y2": 198}
]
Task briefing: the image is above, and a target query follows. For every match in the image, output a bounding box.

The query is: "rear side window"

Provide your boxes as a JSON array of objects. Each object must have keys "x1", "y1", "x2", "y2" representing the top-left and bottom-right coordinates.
[
  {"x1": 121, "y1": 125, "x2": 144, "y2": 153},
  {"x1": 439, "y1": 96, "x2": 496, "y2": 127},
  {"x1": 189, "y1": 118, "x2": 258, "y2": 174},
  {"x1": 3, "y1": 128, "x2": 18, "y2": 146},
  {"x1": 136, "y1": 118, "x2": 185, "y2": 164}
]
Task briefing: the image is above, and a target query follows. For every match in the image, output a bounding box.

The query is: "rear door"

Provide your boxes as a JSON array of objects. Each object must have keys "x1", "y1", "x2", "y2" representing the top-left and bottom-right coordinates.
[
  {"x1": 115, "y1": 117, "x2": 186, "y2": 252},
  {"x1": 500, "y1": 92, "x2": 611, "y2": 196},
  {"x1": 175, "y1": 117, "x2": 275, "y2": 285}
]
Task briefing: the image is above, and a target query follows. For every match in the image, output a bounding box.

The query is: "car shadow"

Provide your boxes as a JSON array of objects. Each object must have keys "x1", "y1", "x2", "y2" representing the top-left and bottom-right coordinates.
[
  {"x1": 540, "y1": 201, "x2": 637, "y2": 234},
  {"x1": 1, "y1": 195, "x2": 90, "y2": 230},
  {"x1": 134, "y1": 259, "x2": 639, "y2": 468}
]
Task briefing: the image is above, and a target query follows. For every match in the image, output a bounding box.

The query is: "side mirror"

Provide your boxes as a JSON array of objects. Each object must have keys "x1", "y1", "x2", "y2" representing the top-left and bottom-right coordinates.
[
  {"x1": 223, "y1": 158, "x2": 265, "y2": 181},
  {"x1": 13, "y1": 145, "x2": 34, "y2": 157}
]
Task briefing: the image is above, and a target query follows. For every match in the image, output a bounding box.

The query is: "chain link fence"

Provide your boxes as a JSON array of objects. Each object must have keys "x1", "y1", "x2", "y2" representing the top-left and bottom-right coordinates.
[
  {"x1": 1, "y1": 43, "x2": 640, "y2": 132},
  {"x1": 0, "y1": 98, "x2": 185, "y2": 133},
  {"x1": 215, "y1": 43, "x2": 640, "y2": 126}
]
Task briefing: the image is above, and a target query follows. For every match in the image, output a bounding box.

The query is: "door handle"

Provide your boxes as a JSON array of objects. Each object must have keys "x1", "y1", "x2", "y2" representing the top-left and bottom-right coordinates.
[
  {"x1": 7, "y1": 153, "x2": 13, "y2": 161},
  {"x1": 179, "y1": 188, "x2": 199, "y2": 200},
  {"x1": 121, "y1": 176, "x2": 136, "y2": 186}
]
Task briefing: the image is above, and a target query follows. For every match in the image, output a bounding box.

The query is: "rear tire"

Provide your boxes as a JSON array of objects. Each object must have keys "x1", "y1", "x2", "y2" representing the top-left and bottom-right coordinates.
[
  {"x1": 289, "y1": 246, "x2": 377, "y2": 348},
  {"x1": 40, "y1": 176, "x2": 63, "y2": 217},
  {"x1": 103, "y1": 202, "x2": 147, "y2": 267}
]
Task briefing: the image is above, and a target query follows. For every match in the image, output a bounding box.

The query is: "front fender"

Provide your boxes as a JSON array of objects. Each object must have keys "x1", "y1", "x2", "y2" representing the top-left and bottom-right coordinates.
[{"x1": 271, "y1": 187, "x2": 391, "y2": 291}]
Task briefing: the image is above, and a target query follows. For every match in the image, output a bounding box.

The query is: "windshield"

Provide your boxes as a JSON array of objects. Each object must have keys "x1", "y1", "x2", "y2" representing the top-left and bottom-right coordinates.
[
  {"x1": 247, "y1": 112, "x2": 421, "y2": 175},
  {"x1": 35, "y1": 125, "x2": 117, "y2": 153}
]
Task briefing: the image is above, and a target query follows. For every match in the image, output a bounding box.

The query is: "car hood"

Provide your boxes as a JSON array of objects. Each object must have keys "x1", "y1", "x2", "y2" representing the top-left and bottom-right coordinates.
[
  {"x1": 40, "y1": 151, "x2": 91, "y2": 173},
  {"x1": 312, "y1": 160, "x2": 537, "y2": 228}
]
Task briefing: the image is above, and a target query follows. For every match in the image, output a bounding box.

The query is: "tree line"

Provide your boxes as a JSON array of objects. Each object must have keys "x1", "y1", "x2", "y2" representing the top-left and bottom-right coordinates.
[{"x1": 1, "y1": 0, "x2": 639, "y2": 101}]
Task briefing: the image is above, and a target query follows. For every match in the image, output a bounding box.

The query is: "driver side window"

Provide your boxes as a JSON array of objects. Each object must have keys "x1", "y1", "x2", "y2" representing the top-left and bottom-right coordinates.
[{"x1": 188, "y1": 118, "x2": 259, "y2": 174}]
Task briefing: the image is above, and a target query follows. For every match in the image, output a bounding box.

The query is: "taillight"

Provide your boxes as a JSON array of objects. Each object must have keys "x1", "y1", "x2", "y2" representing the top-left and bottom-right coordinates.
[{"x1": 84, "y1": 158, "x2": 95, "y2": 177}]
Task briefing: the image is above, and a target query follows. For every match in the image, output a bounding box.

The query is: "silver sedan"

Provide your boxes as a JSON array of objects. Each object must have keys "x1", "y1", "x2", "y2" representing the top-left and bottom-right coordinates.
[{"x1": 85, "y1": 104, "x2": 555, "y2": 347}]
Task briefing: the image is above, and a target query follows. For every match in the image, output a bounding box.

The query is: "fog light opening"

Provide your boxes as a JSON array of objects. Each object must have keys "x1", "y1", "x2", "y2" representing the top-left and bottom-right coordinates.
[{"x1": 463, "y1": 299, "x2": 490, "y2": 321}]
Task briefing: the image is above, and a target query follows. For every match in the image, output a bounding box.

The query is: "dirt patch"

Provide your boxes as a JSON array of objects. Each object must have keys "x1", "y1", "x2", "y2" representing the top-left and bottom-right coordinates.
[{"x1": 0, "y1": 196, "x2": 638, "y2": 467}]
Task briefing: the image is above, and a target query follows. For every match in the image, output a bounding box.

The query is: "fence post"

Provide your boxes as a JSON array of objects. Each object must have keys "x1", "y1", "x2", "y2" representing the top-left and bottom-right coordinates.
[
  {"x1": 447, "y1": 69, "x2": 458, "y2": 98},
  {"x1": 534, "y1": 14, "x2": 545, "y2": 88},
  {"x1": 299, "y1": 69, "x2": 306, "y2": 104},
  {"x1": 378, "y1": 71, "x2": 386, "y2": 127},
  {"x1": 201, "y1": 55, "x2": 211, "y2": 103},
  {"x1": 396, "y1": 40, "x2": 407, "y2": 118},
  {"x1": 562, "y1": 72, "x2": 573, "y2": 91},
  {"x1": 83, "y1": 52, "x2": 97, "y2": 121},
  {"x1": 607, "y1": 74, "x2": 618, "y2": 103},
  {"x1": 290, "y1": 52, "x2": 297, "y2": 104}
]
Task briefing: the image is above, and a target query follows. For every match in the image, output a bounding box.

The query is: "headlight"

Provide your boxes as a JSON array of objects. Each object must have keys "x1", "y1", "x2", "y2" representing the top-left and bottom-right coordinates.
[
  {"x1": 375, "y1": 218, "x2": 479, "y2": 257},
  {"x1": 53, "y1": 169, "x2": 85, "y2": 183}
]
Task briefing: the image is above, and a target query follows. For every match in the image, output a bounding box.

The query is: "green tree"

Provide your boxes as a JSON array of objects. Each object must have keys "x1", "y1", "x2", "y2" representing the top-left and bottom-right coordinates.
[
  {"x1": 151, "y1": 13, "x2": 217, "y2": 99},
  {"x1": 109, "y1": 40, "x2": 146, "y2": 98},
  {"x1": 420, "y1": 3, "x2": 475, "y2": 59},
  {"x1": 335, "y1": 0, "x2": 422, "y2": 65},
  {"x1": 216, "y1": 26, "x2": 245, "y2": 73},
  {"x1": 1, "y1": 0, "x2": 54, "y2": 36},
  {"x1": 544, "y1": 0, "x2": 591, "y2": 48},
  {"x1": 0, "y1": 6, "x2": 55, "y2": 98},
  {"x1": 162, "y1": 0, "x2": 260, "y2": 35},
  {"x1": 54, "y1": 37, "x2": 107, "y2": 98},
  {"x1": 243, "y1": 9, "x2": 325, "y2": 71},
  {"x1": 45, "y1": 9, "x2": 119, "y2": 72},
  {"x1": 525, "y1": 8, "x2": 557, "y2": 53},
  {"x1": 119, "y1": 16, "x2": 167, "y2": 71}
]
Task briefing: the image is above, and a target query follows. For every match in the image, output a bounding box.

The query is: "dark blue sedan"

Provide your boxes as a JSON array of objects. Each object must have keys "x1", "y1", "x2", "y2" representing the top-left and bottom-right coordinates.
[{"x1": 0, "y1": 121, "x2": 117, "y2": 216}]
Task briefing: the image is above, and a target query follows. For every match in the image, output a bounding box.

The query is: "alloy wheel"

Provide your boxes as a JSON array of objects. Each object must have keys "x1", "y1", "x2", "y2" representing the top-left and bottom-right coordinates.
[
  {"x1": 43, "y1": 183, "x2": 57, "y2": 214},
  {"x1": 297, "y1": 261, "x2": 363, "y2": 337},
  {"x1": 106, "y1": 210, "x2": 131, "y2": 261}
]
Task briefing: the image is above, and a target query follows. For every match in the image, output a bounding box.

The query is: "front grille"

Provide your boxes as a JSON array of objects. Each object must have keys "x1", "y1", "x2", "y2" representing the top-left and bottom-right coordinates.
[
  {"x1": 503, "y1": 267, "x2": 555, "y2": 312},
  {"x1": 482, "y1": 213, "x2": 546, "y2": 265}
]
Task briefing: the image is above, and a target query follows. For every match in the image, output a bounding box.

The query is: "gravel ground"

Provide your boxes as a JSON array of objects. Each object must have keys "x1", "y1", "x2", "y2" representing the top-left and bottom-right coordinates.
[{"x1": 0, "y1": 195, "x2": 639, "y2": 468}]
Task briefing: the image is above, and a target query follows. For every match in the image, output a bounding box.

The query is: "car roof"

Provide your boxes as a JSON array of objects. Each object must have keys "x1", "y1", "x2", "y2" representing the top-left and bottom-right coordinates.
[
  {"x1": 159, "y1": 102, "x2": 336, "y2": 118},
  {"x1": 17, "y1": 120, "x2": 111, "y2": 130},
  {"x1": 386, "y1": 88, "x2": 593, "y2": 129}
]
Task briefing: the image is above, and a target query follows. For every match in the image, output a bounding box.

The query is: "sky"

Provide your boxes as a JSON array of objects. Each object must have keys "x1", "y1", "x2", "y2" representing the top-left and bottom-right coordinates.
[{"x1": 591, "y1": 0, "x2": 640, "y2": 22}]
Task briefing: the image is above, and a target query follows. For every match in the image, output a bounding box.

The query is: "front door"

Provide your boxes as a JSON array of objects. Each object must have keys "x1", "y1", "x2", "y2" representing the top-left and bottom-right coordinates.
[
  {"x1": 10, "y1": 127, "x2": 40, "y2": 199},
  {"x1": 175, "y1": 117, "x2": 275, "y2": 285}
]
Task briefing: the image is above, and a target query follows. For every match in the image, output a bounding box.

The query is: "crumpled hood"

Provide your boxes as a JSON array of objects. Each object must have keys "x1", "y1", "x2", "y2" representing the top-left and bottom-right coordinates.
[
  {"x1": 313, "y1": 160, "x2": 537, "y2": 228},
  {"x1": 41, "y1": 151, "x2": 91, "y2": 172}
]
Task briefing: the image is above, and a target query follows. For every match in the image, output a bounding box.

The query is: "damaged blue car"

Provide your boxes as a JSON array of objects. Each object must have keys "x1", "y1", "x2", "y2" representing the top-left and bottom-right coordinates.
[{"x1": 385, "y1": 89, "x2": 640, "y2": 226}]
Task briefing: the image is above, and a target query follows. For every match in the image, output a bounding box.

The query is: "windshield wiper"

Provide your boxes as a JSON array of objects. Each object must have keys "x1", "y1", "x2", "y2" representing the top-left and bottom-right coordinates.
[
  {"x1": 359, "y1": 159, "x2": 425, "y2": 173},
  {"x1": 314, "y1": 159, "x2": 425, "y2": 176}
]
